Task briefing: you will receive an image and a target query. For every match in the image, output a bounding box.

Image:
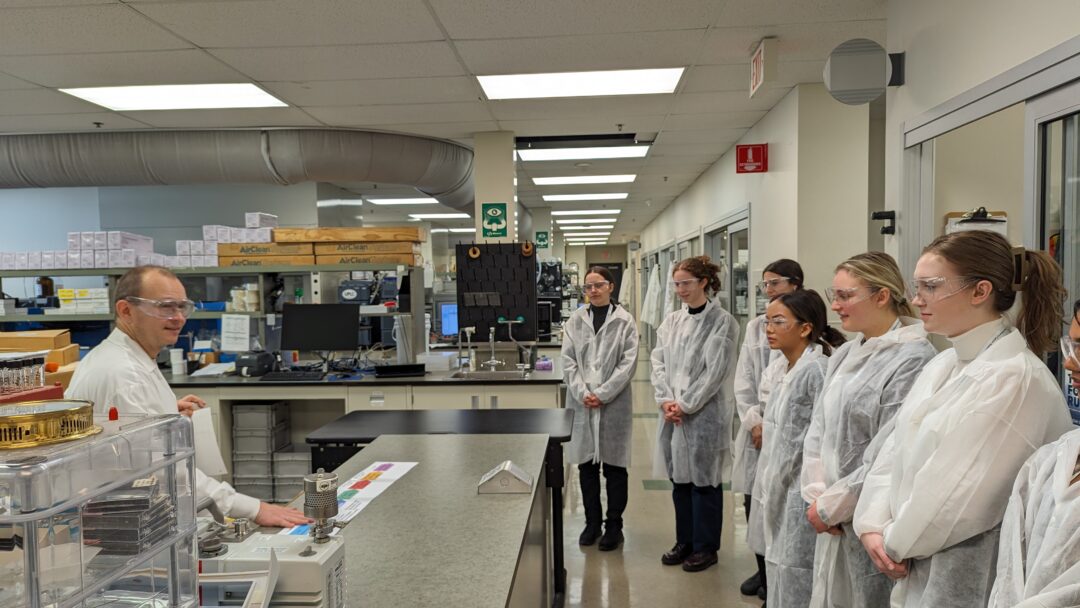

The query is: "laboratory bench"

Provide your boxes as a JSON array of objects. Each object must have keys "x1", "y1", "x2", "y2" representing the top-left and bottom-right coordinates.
[{"x1": 288, "y1": 433, "x2": 553, "y2": 608}]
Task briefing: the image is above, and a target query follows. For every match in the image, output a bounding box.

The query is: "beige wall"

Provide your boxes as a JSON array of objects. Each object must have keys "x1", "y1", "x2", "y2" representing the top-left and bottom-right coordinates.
[
  {"x1": 933, "y1": 103, "x2": 1025, "y2": 244},
  {"x1": 884, "y1": 0, "x2": 1080, "y2": 259}
]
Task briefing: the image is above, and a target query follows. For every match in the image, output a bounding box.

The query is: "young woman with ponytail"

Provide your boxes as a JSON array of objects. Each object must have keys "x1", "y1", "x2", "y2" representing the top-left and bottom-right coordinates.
[
  {"x1": 756, "y1": 289, "x2": 845, "y2": 607},
  {"x1": 801, "y1": 252, "x2": 937, "y2": 607},
  {"x1": 651, "y1": 256, "x2": 739, "y2": 573},
  {"x1": 853, "y1": 230, "x2": 1074, "y2": 608}
]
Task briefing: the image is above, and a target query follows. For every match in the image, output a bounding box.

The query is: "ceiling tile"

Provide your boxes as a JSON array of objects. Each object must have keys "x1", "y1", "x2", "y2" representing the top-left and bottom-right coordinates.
[
  {"x1": 368, "y1": 122, "x2": 498, "y2": 140},
  {"x1": 644, "y1": 153, "x2": 719, "y2": 165},
  {"x1": 0, "y1": 112, "x2": 149, "y2": 134},
  {"x1": 650, "y1": 141, "x2": 737, "y2": 157},
  {"x1": 456, "y1": 30, "x2": 704, "y2": 75},
  {"x1": 0, "y1": 5, "x2": 190, "y2": 56},
  {"x1": 0, "y1": 88, "x2": 107, "y2": 115},
  {"x1": 672, "y1": 87, "x2": 791, "y2": 114},
  {"x1": 429, "y1": 0, "x2": 722, "y2": 38},
  {"x1": 490, "y1": 95, "x2": 674, "y2": 121},
  {"x1": 662, "y1": 110, "x2": 766, "y2": 130},
  {"x1": 656, "y1": 128, "x2": 748, "y2": 145},
  {"x1": 498, "y1": 115, "x2": 666, "y2": 138},
  {"x1": 121, "y1": 107, "x2": 322, "y2": 128},
  {"x1": 699, "y1": 20, "x2": 886, "y2": 65},
  {"x1": 130, "y1": 0, "x2": 443, "y2": 48},
  {"x1": 305, "y1": 102, "x2": 491, "y2": 126},
  {"x1": 262, "y1": 77, "x2": 480, "y2": 107},
  {"x1": 209, "y1": 42, "x2": 464, "y2": 81},
  {"x1": 0, "y1": 49, "x2": 248, "y2": 88},
  {"x1": 636, "y1": 163, "x2": 711, "y2": 176},
  {"x1": 682, "y1": 64, "x2": 749, "y2": 93},
  {"x1": 713, "y1": 0, "x2": 886, "y2": 27},
  {"x1": 0, "y1": 70, "x2": 35, "y2": 90}
]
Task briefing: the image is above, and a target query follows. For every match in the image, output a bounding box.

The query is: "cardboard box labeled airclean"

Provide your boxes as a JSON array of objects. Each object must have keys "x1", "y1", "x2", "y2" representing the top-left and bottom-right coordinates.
[
  {"x1": 314, "y1": 242, "x2": 420, "y2": 255},
  {"x1": 218, "y1": 255, "x2": 314, "y2": 267},
  {"x1": 217, "y1": 243, "x2": 313, "y2": 256},
  {"x1": 315, "y1": 254, "x2": 421, "y2": 266},
  {"x1": 273, "y1": 227, "x2": 423, "y2": 243}
]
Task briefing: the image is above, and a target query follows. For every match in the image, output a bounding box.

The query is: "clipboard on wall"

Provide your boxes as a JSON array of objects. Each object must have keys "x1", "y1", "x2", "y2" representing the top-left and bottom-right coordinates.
[{"x1": 944, "y1": 207, "x2": 1008, "y2": 237}]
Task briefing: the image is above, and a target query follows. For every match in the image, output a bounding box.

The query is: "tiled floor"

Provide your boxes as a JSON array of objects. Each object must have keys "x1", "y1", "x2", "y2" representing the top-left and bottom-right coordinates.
[{"x1": 562, "y1": 352, "x2": 765, "y2": 607}]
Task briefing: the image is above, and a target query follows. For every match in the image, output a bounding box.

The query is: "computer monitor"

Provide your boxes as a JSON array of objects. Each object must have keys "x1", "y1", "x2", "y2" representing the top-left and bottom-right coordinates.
[
  {"x1": 281, "y1": 304, "x2": 360, "y2": 351},
  {"x1": 438, "y1": 302, "x2": 458, "y2": 338}
]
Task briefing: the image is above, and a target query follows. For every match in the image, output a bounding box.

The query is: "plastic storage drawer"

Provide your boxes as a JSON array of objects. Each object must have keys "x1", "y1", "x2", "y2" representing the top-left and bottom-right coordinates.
[
  {"x1": 232, "y1": 454, "x2": 273, "y2": 477},
  {"x1": 273, "y1": 446, "x2": 312, "y2": 477},
  {"x1": 232, "y1": 476, "x2": 274, "y2": 502},
  {"x1": 273, "y1": 476, "x2": 304, "y2": 504},
  {"x1": 232, "y1": 423, "x2": 290, "y2": 454},
  {"x1": 232, "y1": 401, "x2": 289, "y2": 429}
]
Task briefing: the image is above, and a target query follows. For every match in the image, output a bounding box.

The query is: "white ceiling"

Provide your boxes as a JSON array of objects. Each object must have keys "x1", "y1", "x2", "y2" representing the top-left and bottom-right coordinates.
[{"x1": 0, "y1": 0, "x2": 886, "y2": 243}]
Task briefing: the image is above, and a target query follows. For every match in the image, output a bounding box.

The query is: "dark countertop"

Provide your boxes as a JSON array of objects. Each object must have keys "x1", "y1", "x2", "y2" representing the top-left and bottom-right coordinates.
[{"x1": 306, "y1": 408, "x2": 574, "y2": 445}]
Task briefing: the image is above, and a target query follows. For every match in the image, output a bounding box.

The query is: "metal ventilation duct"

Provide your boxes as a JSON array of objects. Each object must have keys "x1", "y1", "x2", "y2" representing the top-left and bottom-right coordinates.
[{"x1": 0, "y1": 129, "x2": 474, "y2": 211}]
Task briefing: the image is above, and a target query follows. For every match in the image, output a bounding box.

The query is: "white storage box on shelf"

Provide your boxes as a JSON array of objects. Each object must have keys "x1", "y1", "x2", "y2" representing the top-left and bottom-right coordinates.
[{"x1": 0, "y1": 405, "x2": 198, "y2": 608}]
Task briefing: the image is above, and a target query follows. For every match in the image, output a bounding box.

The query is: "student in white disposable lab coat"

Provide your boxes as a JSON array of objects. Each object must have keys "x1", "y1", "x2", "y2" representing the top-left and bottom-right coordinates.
[
  {"x1": 734, "y1": 258, "x2": 803, "y2": 601},
  {"x1": 651, "y1": 256, "x2": 739, "y2": 573},
  {"x1": 802, "y1": 252, "x2": 936, "y2": 608},
  {"x1": 853, "y1": 231, "x2": 1074, "y2": 608},
  {"x1": 563, "y1": 266, "x2": 639, "y2": 551},
  {"x1": 757, "y1": 289, "x2": 846, "y2": 608},
  {"x1": 67, "y1": 265, "x2": 310, "y2": 528},
  {"x1": 987, "y1": 298, "x2": 1080, "y2": 608}
]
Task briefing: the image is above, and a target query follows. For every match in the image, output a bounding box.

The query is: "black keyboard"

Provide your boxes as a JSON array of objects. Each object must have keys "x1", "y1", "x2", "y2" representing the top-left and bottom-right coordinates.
[{"x1": 259, "y1": 370, "x2": 325, "y2": 382}]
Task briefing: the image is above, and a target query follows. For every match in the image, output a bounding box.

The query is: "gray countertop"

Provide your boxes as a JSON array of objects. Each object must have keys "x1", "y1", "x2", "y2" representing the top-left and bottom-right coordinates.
[
  {"x1": 166, "y1": 356, "x2": 564, "y2": 387},
  {"x1": 306, "y1": 434, "x2": 549, "y2": 607}
]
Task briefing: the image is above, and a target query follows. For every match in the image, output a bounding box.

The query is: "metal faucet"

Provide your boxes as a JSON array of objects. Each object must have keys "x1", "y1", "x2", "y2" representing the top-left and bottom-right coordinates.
[
  {"x1": 498, "y1": 318, "x2": 532, "y2": 374},
  {"x1": 482, "y1": 329, "x2": 504, "y2": 371}
]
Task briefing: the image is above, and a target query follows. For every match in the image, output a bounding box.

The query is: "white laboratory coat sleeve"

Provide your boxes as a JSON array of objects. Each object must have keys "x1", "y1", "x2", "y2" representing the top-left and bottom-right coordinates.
[
  {"x1": 734, "y1": 315, "x2": 770, "y2": 431},
  {"x1": 852, "y1": 430, "x2": 896, "y2": 537},
  {"x1": 988, "y1": 429, "x2": 1080, "y2": 608},
  {"x1": 197, "y1": 470, "x2": 261, "y2": 520},
  {"x1": 801, "y1": 389, "x2": 829, "y2": 505},
  {"x1": 678, "y1": 324, "x2": 736, "y2": 416},
  {"x1": 561, "y1": 330, "x2": 590, "y2": 405},
  {"x1": 650, "y1": 320, "x2": 674, "y2": 406}
]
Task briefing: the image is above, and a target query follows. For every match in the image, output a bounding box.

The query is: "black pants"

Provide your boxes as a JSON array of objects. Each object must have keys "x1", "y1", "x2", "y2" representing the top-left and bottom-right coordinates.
[
  {"x1": 743, "y1": 494, "x2": 767, "y2": 584},
  {"x1": 672, "y1": 481, "x2": 723, "y2": 554},
  {"x1": 579, "y1": 462, "x2": 628, "y2": 529}
]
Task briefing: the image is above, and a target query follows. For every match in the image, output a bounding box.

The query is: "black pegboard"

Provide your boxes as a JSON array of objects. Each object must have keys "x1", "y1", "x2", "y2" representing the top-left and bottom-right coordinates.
[{"x1": 456, "y1": 243, "x2": 538, "y2": 341}]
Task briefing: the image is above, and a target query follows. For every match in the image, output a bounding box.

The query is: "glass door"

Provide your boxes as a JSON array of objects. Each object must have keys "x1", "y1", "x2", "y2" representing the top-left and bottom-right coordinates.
[
  {"x1": 1038, "y1": 111, "x2": 1080, "y2": 424},
  {"x1": 728, "y1": 222, "x2": 751, "y2": 336},
  {"x1": 707, "y1": 228, "x2": 731, "y2": 312}
]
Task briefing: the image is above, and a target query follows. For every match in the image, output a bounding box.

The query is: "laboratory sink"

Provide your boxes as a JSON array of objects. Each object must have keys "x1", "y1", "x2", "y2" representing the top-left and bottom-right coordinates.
[{"x1": 450, "y1": 370, "x2": 531, "y2": 380}]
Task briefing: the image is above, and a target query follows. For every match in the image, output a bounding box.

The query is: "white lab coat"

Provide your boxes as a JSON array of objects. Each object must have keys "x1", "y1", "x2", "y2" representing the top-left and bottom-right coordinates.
[
  {"x1": 650, "y1": 299, "x2": 739, "y2": 487},
  {"x1": 801, "y1": 318, "x2": 936, "y2": 608},
  {"x1": 732, "y1": 314, "x2": 779, "y2": 494},
  {"x1": 746, "y1": 356, "x2": 788, "y2": 556},
  {"x1": 853, "y1": 319, "x2": 1073, "y2": 608},
  {"x1": 988, "y1": 428, "x2": 1080, "y2": 608},
  {"x1": 66, "y1": 329, "x2": 261, "y2": 520},
  {"x1": 562, "y1": 303, "x2": 639, "y2": 468},
  {"x1": 641, "y1": 266, "x2": 663, "y2": 329},
  {"x1": 758, "y1": 345, "x2": 829, "y2": 608}
]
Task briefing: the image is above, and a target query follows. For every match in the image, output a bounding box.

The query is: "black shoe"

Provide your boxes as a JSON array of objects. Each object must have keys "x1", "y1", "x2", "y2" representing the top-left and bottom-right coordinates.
[
  {"x1": 758, "y1": 585, "x2": 767, "y2": 600},
  {"x1": 598, "y1": 527, "x2": 623, "y2": 551},
  {"x1": 578, "y1": 524, "x2": 602, "y2": 546},
  {"x1": 661, "y1": 543, "x2": 692, "y2": 565},
  {"x1": 682, "y1": 551, "x2": 719, "y2": 572},
  {"x1": 740, "y1": 571, "x2": 762, "y2": 596}
]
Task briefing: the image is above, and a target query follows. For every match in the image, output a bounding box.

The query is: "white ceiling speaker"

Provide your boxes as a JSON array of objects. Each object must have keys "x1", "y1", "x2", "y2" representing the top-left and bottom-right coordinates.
[{"x1": 823, "y1": 38, "x2": 904, "y2": 106}]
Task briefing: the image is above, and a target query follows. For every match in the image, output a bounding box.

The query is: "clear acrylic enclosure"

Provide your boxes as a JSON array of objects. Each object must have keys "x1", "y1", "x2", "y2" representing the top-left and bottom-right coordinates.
[{"x1": 0, "y1": 414, "x2": 197, "y2": 608}]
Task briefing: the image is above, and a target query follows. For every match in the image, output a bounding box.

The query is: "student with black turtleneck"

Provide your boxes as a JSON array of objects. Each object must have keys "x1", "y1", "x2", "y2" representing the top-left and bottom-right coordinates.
[{"x1": 562, "y1": 266, "x2": 639, "y2": 551}]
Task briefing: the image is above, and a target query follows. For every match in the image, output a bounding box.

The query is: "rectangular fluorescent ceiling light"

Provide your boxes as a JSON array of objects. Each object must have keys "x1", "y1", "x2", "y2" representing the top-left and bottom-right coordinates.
[
  {"x1": 478, "y1": 67, "x2": 684, "y2": 100},
  {"x1": 317, "y1": 199, "x2": 362, "y2": 207},
  {"x1": 567, "y1": 240, "x2": 608, "y2": 244},
  {"x1": 543, "y1": 193, "x2": 628, "y2": 202},
  {"x1": 431, "y1": 228, "x2": 477, "y2": 233},
  {"x1": 533, "y1": 174, "x2": 636, "y2": 185},
  {"x1": 517, "y1": 146, "x2": 649, "y2": 162},
  {"x1": 59, "y1": 83, "x2": 286, "y2": 111},
  {"x1": 551, "y1": 209, "x2": 621, "y2": 216},
  {"x1": 366, "y1": 197, "x2": 438, "y2": 205},
  {"x1": 559, "y1": 225, "x2": 614, "y2": 230},
  {"x1": 556, "y1": 218, "x2": 620, "y2": 224},
  {"x1": 562, "y1": 232, "x2": 610, "y2": 237},
  {"x1": 409, "y1": 213, "x2": 470, "y2": 219}
]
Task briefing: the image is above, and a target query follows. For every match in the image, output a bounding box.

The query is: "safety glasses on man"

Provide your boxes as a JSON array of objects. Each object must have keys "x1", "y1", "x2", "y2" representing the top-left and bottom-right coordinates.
[{"x1": 125, "y1": 296, "x2": 196, "y2": 319}]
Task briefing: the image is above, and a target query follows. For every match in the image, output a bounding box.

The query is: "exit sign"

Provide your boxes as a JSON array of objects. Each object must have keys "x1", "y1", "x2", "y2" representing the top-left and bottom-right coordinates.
[{"x1": 736, "y1": 144, "x2": 768, "y2": 173}]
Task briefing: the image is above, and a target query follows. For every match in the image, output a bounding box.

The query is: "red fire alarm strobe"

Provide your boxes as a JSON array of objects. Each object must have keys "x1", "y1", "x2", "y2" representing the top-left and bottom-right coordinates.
[{"x1": 736, "y1": 144, "x2": 768, "y2": 173}]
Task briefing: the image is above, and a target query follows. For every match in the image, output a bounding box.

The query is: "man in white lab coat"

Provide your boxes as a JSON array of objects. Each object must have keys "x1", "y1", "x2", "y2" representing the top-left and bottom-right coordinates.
[{"x1": 67, "y1": 265, "x2": 309, "y2": 528}]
